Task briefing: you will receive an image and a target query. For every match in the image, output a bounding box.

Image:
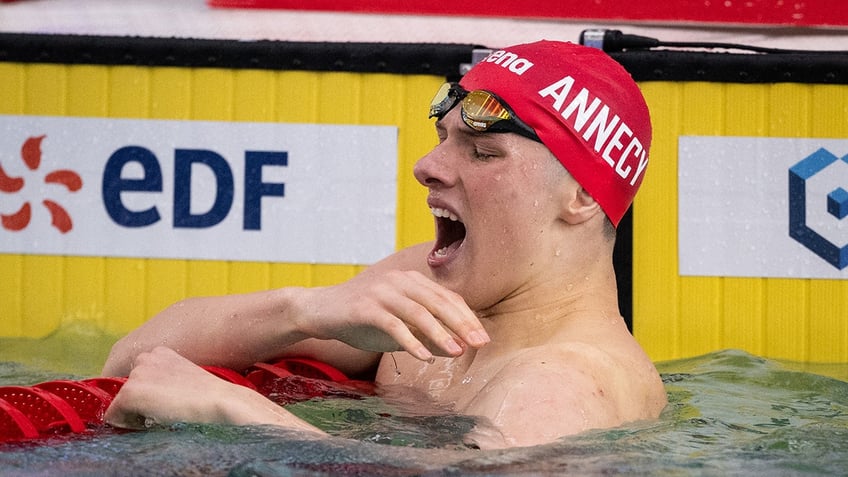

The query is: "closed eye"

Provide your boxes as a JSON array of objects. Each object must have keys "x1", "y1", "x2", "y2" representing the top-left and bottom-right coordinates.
[{"x1": 473, "y1": 149, "x2": 496, "y2": 161}]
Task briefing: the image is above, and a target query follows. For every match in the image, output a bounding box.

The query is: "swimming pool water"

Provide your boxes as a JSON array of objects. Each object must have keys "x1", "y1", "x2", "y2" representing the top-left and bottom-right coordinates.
[{"x1": 1, "y1": 325, "x2": 847, "y2": 476}]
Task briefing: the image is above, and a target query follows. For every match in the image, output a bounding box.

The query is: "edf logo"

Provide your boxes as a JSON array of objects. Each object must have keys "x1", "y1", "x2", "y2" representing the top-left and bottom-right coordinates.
[
  {"x1": 0, "y1": 135, "x2": 83, "y2": 234},
  {"x1": 788, "y1": 148, "x2": 848, "y2": 270},
  {"x1": 102, "y1": 146, "x2": 286, "y2": 231}
]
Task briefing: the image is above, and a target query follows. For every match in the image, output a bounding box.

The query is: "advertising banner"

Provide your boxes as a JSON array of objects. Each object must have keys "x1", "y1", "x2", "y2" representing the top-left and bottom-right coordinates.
[
  {"x1": 0, "y1": 115, "x2": 398, "y2": 265},
  {"x1": 678, "y1": 136, "x2": 847, "y2": 279}
]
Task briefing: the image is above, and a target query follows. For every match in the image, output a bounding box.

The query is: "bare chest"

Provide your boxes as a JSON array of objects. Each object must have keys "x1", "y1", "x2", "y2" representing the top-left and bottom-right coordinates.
[{"x1": 374, "y1": 352, "x2": 497, "y2": 410}]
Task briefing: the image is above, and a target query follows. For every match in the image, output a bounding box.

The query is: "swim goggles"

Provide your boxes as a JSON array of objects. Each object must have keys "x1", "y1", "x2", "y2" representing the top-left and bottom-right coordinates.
[{"x1": 428, "y1": 82, "x2": 541, "y2": 143}]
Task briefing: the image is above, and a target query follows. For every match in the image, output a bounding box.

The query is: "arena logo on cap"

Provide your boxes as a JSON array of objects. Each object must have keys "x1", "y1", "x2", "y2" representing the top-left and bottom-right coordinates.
[
  {"x1": 481, "y1": 49, "x2": 534, "y2": 75},
  {"x1": 538, "y1": 76, "x2": 648, "y2": 186}
]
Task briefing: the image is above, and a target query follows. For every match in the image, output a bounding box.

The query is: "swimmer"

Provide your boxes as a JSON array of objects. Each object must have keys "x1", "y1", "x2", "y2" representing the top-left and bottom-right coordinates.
[{"x1": 102, "y1": 40, "x2": 668, "y2": 449}]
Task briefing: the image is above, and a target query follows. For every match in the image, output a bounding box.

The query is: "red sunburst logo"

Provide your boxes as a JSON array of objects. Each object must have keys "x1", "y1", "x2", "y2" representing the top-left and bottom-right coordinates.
[{"x1": 0, "y1": 135, "x2": 83, "y2": 234}]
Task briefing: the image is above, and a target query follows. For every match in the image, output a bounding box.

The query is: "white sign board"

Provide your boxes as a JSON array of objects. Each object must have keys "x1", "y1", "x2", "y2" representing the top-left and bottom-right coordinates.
[
  {"x1": 0, "y1": 115, "x2": 398, "y2": 265},
  {"x1": 678, "y1": 136, "x2": 847, "y2": 279}
]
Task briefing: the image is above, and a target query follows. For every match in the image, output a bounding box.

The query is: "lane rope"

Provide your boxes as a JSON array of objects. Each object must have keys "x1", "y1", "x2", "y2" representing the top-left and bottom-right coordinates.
[{"x1": 0, "y1": 358, "x2": 372, "y2": 443}]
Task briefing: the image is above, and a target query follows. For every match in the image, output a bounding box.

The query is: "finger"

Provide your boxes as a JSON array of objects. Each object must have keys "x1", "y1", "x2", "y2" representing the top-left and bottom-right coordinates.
[
  {"x1": 342, "y1": 308, "x2": 435, "y2": 362},
  {"x1": 374, "y1": 312, "x2": 436, "y2": 362},
  {"x1": 384, "y1": 297, "x2": 464, "y2": 357},
  {"x1": 105, "y1": 410, "x2": 157, "y2": 430},
  {"x1": 103, "y1": 386, "x2": 148, "y2": 430},
  {"x1": 364, "y1": 272, "x2": 467, "y2": 357},
  {"x1": 400, "y1": 273, "x2": 490, "y2": 348}
]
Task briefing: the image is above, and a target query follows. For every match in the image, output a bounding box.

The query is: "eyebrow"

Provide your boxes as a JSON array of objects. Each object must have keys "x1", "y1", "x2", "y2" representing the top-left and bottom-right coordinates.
[{"x1": 435, "y1": 118, "x2": 489, "y2": 140}]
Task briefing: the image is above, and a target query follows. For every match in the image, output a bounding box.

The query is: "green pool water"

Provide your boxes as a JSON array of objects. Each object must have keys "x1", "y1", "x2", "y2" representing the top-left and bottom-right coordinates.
[{"x1": 1, "y1": 324, "x2": 847, "y2": 476}]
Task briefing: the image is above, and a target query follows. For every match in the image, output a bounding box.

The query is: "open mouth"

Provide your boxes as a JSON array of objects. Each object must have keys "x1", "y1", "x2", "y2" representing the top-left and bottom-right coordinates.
[{"x1": 431, "y1": 207, "x2": 466, "y2": 259}]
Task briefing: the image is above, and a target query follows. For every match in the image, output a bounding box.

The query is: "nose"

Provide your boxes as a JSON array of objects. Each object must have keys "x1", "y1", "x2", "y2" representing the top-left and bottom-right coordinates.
[
  {"x1": 414, "y1": 142, "x2": 450, "y2": 188},
  {"x1": 414, "y1": 112, "x2": 463, "y2": 189}
]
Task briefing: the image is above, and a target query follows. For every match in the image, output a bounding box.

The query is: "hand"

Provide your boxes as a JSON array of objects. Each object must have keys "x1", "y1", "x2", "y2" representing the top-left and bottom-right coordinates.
[
  {"x1": 104, "y1": 347, "x2": 314, "y2": 431},
  {"x1": 293, "y1": 269, "x2": 490, "y2": 362}
]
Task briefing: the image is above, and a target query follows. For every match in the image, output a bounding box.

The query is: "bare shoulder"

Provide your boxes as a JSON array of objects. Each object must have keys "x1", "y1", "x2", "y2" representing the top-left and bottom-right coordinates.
[
  {"x1": 464, "y1": 342, "x2": 666, "y2": 449},
  {"x1": 527, "y1": 342, "x2": 666, "y2": 416},
  {"x1": 362, "y1": 242, "x2": 433, "y2": 275}
]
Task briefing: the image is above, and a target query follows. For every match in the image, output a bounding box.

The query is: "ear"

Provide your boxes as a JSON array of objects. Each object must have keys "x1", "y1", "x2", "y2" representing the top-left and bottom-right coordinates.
[{"x1": 561, "y1": 185, "x2": 603, "y2": 225}]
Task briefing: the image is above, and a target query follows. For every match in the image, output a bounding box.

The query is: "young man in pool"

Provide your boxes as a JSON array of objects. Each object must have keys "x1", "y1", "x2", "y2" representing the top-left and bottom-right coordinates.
[{"x1": 102, "y1": 40, "x2": 668, "y2": 449}]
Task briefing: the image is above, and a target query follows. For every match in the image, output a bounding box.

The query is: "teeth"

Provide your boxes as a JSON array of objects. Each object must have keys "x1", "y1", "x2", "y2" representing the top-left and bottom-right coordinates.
[
  {"x1": 434, "y1": 246, "x2": 449, "y2": 257},
  {"x1": 430, "y1": 207, "x2": 460, "y2": 222}
]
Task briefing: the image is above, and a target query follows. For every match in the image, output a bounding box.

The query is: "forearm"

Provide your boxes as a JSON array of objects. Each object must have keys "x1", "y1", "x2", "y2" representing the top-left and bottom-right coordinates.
[
  {"x1": 103, "y1": 346, "x2": 329, "y2": 435},
  {"x1": 222, "y1": 384, "x2": 326, "y2": 434},
  {"x1": 102, "y1": 287, "x2": 309, "y2": 376}
]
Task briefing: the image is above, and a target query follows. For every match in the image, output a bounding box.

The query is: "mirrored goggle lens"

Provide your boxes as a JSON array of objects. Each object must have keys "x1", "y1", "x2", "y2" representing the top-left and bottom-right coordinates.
[
  {"x1": 461, "y1": 90, "x2": 512, "y2": 131},
  {"x1": 428, "y1": 83, "x2": 540, "y2": 142},
  {"x1": 429, "y1": 83, "x2": 458, "y2": 119}
]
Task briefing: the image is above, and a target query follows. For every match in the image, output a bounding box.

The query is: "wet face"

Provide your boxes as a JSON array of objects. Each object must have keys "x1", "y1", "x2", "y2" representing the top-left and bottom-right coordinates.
[{"x1": 413, "y1": 107, "x2": 567, "y2": 311}]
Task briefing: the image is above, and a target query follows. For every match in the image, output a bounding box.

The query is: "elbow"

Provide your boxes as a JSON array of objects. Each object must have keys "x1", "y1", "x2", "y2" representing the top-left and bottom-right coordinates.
[{"x1": 101, "y1": 335, "x2": 134, "y2": 377}]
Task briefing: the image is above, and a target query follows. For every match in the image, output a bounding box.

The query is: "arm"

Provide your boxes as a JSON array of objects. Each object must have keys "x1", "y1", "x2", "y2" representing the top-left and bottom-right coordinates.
[
  {"x1": 104, "y1": 346, "x2": 325, "y2": 433},
  {"x1": 103, "y1": 243, "x2": 489, "y2": 377},
  {"x1": 101, "y1": 287, "x2": 350, "y2": 377}
]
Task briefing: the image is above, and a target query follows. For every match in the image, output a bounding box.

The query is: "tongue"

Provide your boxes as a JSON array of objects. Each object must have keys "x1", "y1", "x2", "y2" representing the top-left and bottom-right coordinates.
[
  {"x1": 433, "y1": 215, "x2": 466, "y2": 260},
  {"x1": 434, "y1": 236, "x2": 463, "y2": 257}
]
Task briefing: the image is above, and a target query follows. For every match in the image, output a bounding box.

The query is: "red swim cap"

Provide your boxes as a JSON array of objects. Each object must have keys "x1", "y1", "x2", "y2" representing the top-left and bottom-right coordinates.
[{"x1": 460, "y1": 40, "x2": 652, "y2": 227}]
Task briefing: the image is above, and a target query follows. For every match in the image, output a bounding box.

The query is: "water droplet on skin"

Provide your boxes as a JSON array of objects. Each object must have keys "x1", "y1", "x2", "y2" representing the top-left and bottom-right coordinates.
[
  {"x1": 462, "y1": 376, "x2": 473, "y2": 384},
  {"x1": 555, "y1": 249, "x2": 561, "y2": 257}
]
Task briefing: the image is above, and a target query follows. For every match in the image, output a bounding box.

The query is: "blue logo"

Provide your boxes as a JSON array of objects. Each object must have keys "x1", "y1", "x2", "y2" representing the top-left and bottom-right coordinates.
[
  {"x1": 101, "y1": 147, "x2": 287, "y2": 231},
  {"x1": 788, "y1": 148, "x2": 848, "y2": 270}
]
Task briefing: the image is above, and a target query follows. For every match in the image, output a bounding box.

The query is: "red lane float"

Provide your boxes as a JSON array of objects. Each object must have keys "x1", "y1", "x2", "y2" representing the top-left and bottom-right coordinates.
[{"x1": 0, "y1": 358, "x2": 371, "y2": 443}]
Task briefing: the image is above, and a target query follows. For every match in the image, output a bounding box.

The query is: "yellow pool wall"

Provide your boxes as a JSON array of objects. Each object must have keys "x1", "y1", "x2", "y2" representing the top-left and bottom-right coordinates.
[{"x1": 1, "y1": 59, "x2": 846, "y2": 365}]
